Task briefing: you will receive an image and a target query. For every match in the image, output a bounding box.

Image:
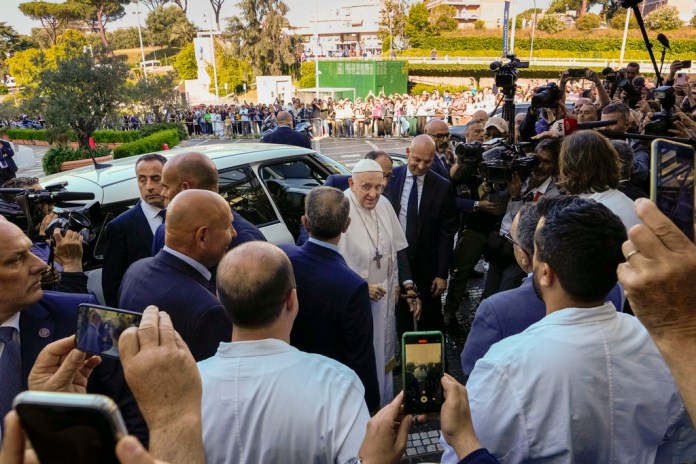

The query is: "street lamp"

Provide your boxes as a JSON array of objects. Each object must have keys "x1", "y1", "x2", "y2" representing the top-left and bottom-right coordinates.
[
  {"x1": 204, "y1": 13, "x2": 220, "y2": 104},
  {"x1": 529, "y1": 0, "x2": 537, "y2": 62},
  {"x1": 314, "y1": 0, "x2": 320, "y2": 100},
  {"x1": 131, "y1": 0, "x2": 147, "y2": 80}
]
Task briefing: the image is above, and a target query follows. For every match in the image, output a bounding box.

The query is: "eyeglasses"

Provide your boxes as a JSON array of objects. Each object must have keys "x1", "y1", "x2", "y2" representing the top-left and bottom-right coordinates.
[
  {"x1": 431, "y1": 133, "x2": 450, "y2": 140},
  {"x1": 383, "y1": 172, "x2": 393, "y2": 180},
  {"x1": 504, "y1": 231, "x2": 521, "y2": 247}
]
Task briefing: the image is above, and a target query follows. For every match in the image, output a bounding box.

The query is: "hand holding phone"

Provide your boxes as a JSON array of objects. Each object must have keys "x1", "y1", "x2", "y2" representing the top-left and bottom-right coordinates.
[
  {"x1": 76, "y1": 304, "x2": 142, "y2": 359},
  {"x1": 402, "y1": 331, "x2": 445, "y2": 414},
  {"x1": 28, "y1": 336, "x2": 101, "y2": 393}
]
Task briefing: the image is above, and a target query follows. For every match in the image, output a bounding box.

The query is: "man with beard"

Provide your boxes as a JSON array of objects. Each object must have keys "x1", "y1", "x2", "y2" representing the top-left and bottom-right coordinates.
[{"x1": 441, "y1": 196, "x2": 696, "y2": 463}]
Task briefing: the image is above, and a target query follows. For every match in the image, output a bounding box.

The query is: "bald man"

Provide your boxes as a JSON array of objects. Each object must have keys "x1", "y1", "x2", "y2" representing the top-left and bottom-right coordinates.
[
  {"x1": 384, "y1": 135, "x2": 457, "y2": 333},
  {"x1": 425, "y1": 118, "x2": 452, "y2": 179},
  {"x1": 151, "y1": 151, "x2": 265, "y2": 255},
  {"x1": 120, "y1": 190, "x2": 234, "y2": 361},
  {"x1": 260, "y1": 110, "x2": 312, "y2": 149}
]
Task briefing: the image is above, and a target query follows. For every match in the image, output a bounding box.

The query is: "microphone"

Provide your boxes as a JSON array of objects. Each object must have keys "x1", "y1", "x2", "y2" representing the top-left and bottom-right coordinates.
[
  {"x1": 548, "y1": 119, "x2": 617, "y2": 137},
  {"x1": 657, "y1": 33, "x2": 671, "y2": 50}
]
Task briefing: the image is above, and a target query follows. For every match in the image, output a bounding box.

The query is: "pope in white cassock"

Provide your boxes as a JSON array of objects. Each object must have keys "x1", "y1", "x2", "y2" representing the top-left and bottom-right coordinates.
[{"x1": 338, "y1": 159, "x2": 409, "y2": 406}]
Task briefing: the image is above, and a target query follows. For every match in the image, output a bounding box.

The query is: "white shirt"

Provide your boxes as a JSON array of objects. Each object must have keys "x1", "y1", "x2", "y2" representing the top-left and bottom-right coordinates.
[
  {"x1": 199, "y1": 338, "x2": 369, "y2": 464},
  {"x1": 162, "y1": 246, "x2": 211, "y2": 281},
  {"x1": 139, "y1": 201, "x2": 164, "y2": 235},
  {"x1": 398, "y1": 171, "x2": 424, "y2": 233},
  {"x1": 579, "y1": 189, "x2": 641, "y2": 230}
]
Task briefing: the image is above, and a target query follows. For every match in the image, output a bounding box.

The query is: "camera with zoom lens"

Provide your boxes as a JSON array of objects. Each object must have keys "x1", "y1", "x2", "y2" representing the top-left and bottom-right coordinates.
[
  {"x1": 531, "y1": 82, "x2": 562, "y2": 108},
  {"x1": 490, "y1": 54, "x2": 529, "y2": 89},
  {"x1": 482, "y1": 145, "x2": 540, "y2": 185},
  {"x1": 644, "y1": 85, "x2": 678, "y2": 136}
]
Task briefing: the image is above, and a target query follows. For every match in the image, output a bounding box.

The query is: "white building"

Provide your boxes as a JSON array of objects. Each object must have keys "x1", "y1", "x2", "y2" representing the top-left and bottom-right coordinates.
[
  {"x1": 640, "y1": 0, "x2": 695, "y2": 22},
  {"x1": 426, "y1": 0, "x2": 507, "y2": 29},
  {"x1": 292, "y1": 1, "x2": 383, "y2": 57}
]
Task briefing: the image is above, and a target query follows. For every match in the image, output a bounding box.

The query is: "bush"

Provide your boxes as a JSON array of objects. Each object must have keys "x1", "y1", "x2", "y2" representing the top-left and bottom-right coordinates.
[
  {"x1": 474, "y1": 20, "x2": 486, "y2": 30},
  {"x1": 537, "y1": 15, "x2": 566, "y2": 34},
  {"x1": 45, "y1": 127, "x2": 76, "y2": 145},
  {"x1": 645, "y1": 6, "x2": 682, "y2": 31},
  {"x1": 298, "y1": 61, "x2": 316, "y2": 89},
  {"x1": 91, "y1": 130, "x2": 141, "y2": 144},
  {"x1": 42, "y1": 146, "x2": 112, "y2": 175},
  {"x1": 138, "y1": 122, "x2": 187, "y2": 141},
  {"x1": 410, "y1": 83, "x2": 471, "y2": 95},
  {"x1": 691, "y1": 15, "x2": 696, "y2": 27},
  {"x1": 113, "y1": 129, "x2": 180, "y2": 159},
  {"x1": 576, "y1": 13, "x2": 601, "y2": 31},
  {"x1": 5, "y1": 129, "x2": 47, "y2": 141},
  {"x1": 610, "y1": 12, "x2": 639, "y2": 29}
]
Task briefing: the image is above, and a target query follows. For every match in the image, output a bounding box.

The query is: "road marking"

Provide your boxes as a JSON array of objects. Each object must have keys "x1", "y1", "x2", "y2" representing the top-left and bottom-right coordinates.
[
  {"x1": 340, "y1": 154, "x2": 361, "y2": 158},
  {"x1": 365, "y1": 140, "x2": 379, "y2": 151}
]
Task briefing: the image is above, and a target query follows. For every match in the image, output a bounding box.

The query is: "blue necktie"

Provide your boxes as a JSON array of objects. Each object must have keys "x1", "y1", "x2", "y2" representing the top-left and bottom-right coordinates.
[
  {"x1": 0, "y1": 327, "x2": 22, "y2": 432},
  {"x1": 157, "y1": 209, "x2": 166, "y2": 222},
  {"x1": 406, "y1": 178, "x2": 419, "y2": 259}
]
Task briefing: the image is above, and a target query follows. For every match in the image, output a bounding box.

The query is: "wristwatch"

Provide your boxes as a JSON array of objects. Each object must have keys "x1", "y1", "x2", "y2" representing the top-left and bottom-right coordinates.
[{"x1": 473, "y1": 201, "x2": 480, "y2": 212}]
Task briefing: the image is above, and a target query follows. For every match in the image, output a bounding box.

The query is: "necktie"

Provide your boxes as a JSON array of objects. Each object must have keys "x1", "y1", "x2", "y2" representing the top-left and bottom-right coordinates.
[
  {"x1": 436, "y1": 156, "x2": 448, "y2": 179},
  {"x1": 0, "y1": 327, "x2": 22, "y2": 432},
  {"x1": 157, "y1": 209, "x2": 166, "y2": 222},
  {"x1": 406, "y1": 177, "x2": 419, "y2": 259}
]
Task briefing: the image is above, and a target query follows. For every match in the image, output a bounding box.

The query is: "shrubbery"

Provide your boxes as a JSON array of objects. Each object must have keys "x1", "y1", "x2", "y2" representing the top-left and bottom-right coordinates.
[
  {"x1": 113, "y1": 129, "x2": 180, "y2": 159},
  {"x1": 537, "y1": 15, "x2": 566, "y2": 34},
  {"x1": 410, "y1": 83, "x2": 471, "y2": 95},
  {"x1": 6, "y1": 124, "x2": 185, "y2": 145},
  {"x1": 575, "y1": 13, "x2": 601, "y2": 31},
  {"x1": 610, "y1": 12, "x2": 639, "y2": 29},
  {"x1": 138, "y1": 122, "x2": 187, "y2": 141},
  {"x1": 91, "y1": 130, "x2": 141, "y2": 144},
  {"x1": 5, "y1": 129, "x2": 47, "y2": 141},
  {"x1": 645, "y1": 6, "x2": 682, "y2": 31},
  {"x1": 474, "y1": 20, "x2": 486, "y2": 30},
  {"x1": 42, "y1": 146, "x2": 112, "y2": 175}
]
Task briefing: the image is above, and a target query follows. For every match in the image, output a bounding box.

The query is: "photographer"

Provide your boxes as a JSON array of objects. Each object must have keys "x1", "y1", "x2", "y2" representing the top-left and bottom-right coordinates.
[
  {"x1": 600, "y1": 102, "x2": 649, "y2": 189},
  {"x1": 559, "y1": 68, "x2": 610, "y2": 110},
  {"x1": 518, "y1": 82, "x2": 567, "y2": 143}
]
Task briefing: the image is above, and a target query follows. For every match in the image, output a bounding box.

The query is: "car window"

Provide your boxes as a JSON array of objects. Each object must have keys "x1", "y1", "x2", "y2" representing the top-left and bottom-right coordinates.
[
  {"x1": 218, "y1": 165, "x2": 279, "y2": 227},
  {"x1": 92, "y1": 199, "x2": 136, "y2": 263}
]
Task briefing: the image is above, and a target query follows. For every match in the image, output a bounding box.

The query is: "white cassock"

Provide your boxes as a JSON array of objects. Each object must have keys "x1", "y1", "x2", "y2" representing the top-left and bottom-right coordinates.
[{"x1": 338, "y1": 190, "x2": 409, "y2": 406}]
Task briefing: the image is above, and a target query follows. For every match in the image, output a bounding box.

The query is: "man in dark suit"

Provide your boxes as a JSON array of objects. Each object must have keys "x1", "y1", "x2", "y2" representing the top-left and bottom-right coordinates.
[
  {"x1": 261, "y1": 111, "x2": 311, "y2": 149},
  {"x1": 0, "y1": 219, "x2": 146, "y2": 440},
  {"x1": 425, "y1": 119, "x2": 452, "y2": 180},
  {"x1": 384, "y1": 135, "x2": 457, "y2": 333},
  {"x1": 280, "y1": 187, "x2": 379, "y2": 411},
  {"x1": 151, "y1": 152, "x2": 265, "y2": 256},
  {"x1": 102, "y1": 154, "x2": 167, "y2": 306},
  {"x1": 0, "y1": 138, "x2": 17, "y2": 183},
  {"x1": 119, "y1": 190, "x2": 234, "y2": 361}
]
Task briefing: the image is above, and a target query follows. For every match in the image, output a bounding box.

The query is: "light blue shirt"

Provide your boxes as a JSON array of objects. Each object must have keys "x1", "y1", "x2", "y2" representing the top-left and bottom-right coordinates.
[
  {"x1": 398, "y1": 171, "x2": 424, "y2": 233},
  {"x1": 442, "y1": 302, "x2": 696, "y2": 464},
  {"x1": 308, "y1": 237, "x2": 339, "y2": 253},
  {"x1": 198, "y1": 338, "x2": 369, "y2": 464},
  {"x1": 162, "y1": 246, "x2": 211, "y2": 281}
]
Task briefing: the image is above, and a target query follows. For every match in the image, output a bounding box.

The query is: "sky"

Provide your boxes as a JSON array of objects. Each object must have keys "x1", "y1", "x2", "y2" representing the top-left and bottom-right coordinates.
[{"x1": 4, "y1": 0, "x2": 549, "y2": 36}]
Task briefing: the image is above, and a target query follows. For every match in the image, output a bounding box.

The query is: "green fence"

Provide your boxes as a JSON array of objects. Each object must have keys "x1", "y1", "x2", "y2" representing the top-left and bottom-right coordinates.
[{"x1": 317, "y1": 60, "x2": 408, "y2": 99}]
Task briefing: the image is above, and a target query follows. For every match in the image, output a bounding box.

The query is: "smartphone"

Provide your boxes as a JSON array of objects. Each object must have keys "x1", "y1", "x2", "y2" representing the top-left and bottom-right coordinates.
[
  {"x1": 650, "y1": 139, "x2": 695, "y2": 241},
  {"x1": 76, "y1": 304, "x2": 142, "y2": 359},
  {"x1": 682, "y1": 60, "x2": 692, "y2": 69},
  {"x1": 13, "y1": 391, "x2": 127, "y2": 464},
  {"x1": 676, "y1": 72, "x2": 688, "y2": 85},
  {"x1": 568, "y1": 68, "x2": 586, "y2": 78},
  {"x1": 402, "y1": 331, "x2": 445, "y2": 414}
]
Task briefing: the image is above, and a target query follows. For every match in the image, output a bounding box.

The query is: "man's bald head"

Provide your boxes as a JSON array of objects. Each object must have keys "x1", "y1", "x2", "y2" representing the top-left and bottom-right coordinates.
[
  {"x1": 165, "y1": 189, "x2": 235, "y2": 268},
  {"x1": 217, "y1": 242, "x2": 296, "y2": 330},
  {"x1": 161, "y1": 152, "x2": 218, "y2": 204},
  {"x1": 425, "y1": 118, "x2": 450, "y2": 153},
  {"x1": 276, "y1": 111, "x2": 293, "y2": 128},
  {"x1": 471, "y1": 110, "x2": 489, "y2": 124},
  {"x1": 406, "y1": 134, "x2": 436, "y2": 177}
]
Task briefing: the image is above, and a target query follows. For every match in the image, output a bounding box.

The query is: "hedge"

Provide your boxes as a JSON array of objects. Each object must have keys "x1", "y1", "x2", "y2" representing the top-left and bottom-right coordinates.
[
  {"x1": 410, "y1": 83, "x2": 472, "y2": 95},
  {"x1": 407, "y1": 63, "x2": 657, "y2": 80},
  {"x1": 91, "y1": 130, "x2": 141, "y2": 144},
  {"x1": 113, "y1": 129, "x2": 180, "y2": 159},
  {"x1": 5, "y1": 129, "x2": 47, "y2": 141},
  {"x1": 411, "y1": 36, "x2": 696, "y2": 54},
  {"x1": 7, "y1": 124, "x2": 186, "y2": 144},
  {"x1": 138, "y1": 122, "x2": 188, "y2": 141},
  {"x1": 42, "y1": 146, "x2": 112, "y2": 175}
]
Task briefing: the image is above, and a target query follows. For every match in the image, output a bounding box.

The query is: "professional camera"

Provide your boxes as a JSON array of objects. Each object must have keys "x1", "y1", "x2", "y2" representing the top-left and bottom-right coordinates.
[
  {"x1": 644, "y1": 85, "x2": 678, "y2": 136},
  {"x1": 490, "y1": 54, "x2": 529, "y2": 89},
  {"x1": 602, "y1": 67, "x2": 641, "y2": 106},
  {"x1": 531, "y1": 83, "x2": 562, "y2": 108},
  {"x1": 481, "y1": 144, "x2": 540, "y2": 185}
]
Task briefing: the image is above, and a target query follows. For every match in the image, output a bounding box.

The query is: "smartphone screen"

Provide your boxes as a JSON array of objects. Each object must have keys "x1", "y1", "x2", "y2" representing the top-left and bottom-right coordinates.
[
  {"x1": 650, "y1": 139, "x2": 695, "y2": 241},
  {"x1": 76, "y1": 304, "x2": 142, "y2": 359},
  {"x1": 402, "y1": 331, "x2": 445, "y2": 414},
  {"x1": 676, "y1": 72, "x2": 687, "y2": 85},
  {"x1": 14, "y1": 392, "x2": 127, "y2": 464}
]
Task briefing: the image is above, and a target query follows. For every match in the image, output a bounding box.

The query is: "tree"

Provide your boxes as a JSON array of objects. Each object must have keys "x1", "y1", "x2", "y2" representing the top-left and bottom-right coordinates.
[
  {"x1": 207, "y1": 42, "x2": 252, "y2": 94},
  {"x1": 39, "y1": 53, "x2": 129, "y2": 148},
  {"x1": 210, "y1": 0, "x2": 225, "y2": 31},
  {"x1": 18, "y1": 1, "x2": 82, "y2": 45},
  {"x1": 405, "y1": 1, "x2": 439, "y2": 46},
  {"x1": 0, "y1": 100, "x2": 18, "y2": 128},
  {"x1": 171, "y1": 0, "x2": 187, "y2": 13},
  {"x1": 146, "y1": 6, "x2": 196, "y2": 47},
  {"x1": 69, "y1": 0, "x2": 129, "y2": 50},
  {"x1": 644, "y1": 5, "x2": 682, "y2": 30},
  {"x1": 139, "y1": 0, "x2": 170, "y2": 11},
  {"x1": 173, "y1": 42, "x2": 197, "y2": 79},
  {"x1": 107, "y1": 27, "x2": 141, "y2": 49},
  {"x1": 429, "y1": 4, "x2": 458, "y2": 32},
  {"x1": 127, "y1": 72, "x2": 181, "y2": 122},
  {"x1": 537, "y1": 15, "x2": 566, "y2": 33},
  {"x1": 227, "y1": 0, "x2": 302, "y2": 77},
  {"x1": 378, "y1": 0, "x2": 408, "y2": 53},
  {"x1": 575, "y1": 12, "x2": 601, "y2": 29}
]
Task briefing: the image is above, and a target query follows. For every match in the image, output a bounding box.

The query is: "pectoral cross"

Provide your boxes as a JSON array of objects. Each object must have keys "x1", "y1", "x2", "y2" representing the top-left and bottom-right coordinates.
[{"x1": 373, "y1": 250, "x2": 383, "y2": 269}]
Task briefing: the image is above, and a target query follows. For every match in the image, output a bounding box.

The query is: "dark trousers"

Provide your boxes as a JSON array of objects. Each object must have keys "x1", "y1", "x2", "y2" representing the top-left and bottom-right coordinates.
[
  {"x1": 443, "y1": 228, "x2": 488, "y2": 319},
  {"x1": 416, "y1": 116, "x2": 427, "y2": 135},
  {"x1": 482, "y1": 261, "x2": 526, "y2": 299},
  {"x1": 384, "y1": 117, "x2": 393, "y2": 136},
  {"x1": 0, "y1": 167, "x2": 16, "y2": 183}
]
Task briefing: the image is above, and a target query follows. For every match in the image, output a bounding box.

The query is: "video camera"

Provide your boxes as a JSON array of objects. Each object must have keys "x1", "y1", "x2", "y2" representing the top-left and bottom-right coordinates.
[
  {"x1": 490, "y1": 54, "x2": 529, "y2": 89},
  {"x1": 644, "y1": 85, "x2": 678, "y2": 136},
  {"x1": 531, "y1": 82, "x2": 562, "y2": 108},
  {"x1": 452, "y1": 139, "x2": 540, "y2": 185},
  {"x1": 602, "y1": 67, "x2": 642, "y2": 106}
]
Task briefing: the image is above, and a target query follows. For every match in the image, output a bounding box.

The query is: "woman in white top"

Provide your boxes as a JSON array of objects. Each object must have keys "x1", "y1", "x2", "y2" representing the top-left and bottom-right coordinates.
[{"x1": 557, "y1": 130, "x2": 641, "y2": 230}]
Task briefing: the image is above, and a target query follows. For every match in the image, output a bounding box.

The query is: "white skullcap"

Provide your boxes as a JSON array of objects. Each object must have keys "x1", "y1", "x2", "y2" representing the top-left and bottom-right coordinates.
[{"x1": 352, "y1": 159, "x2": 383, "y2": 174}]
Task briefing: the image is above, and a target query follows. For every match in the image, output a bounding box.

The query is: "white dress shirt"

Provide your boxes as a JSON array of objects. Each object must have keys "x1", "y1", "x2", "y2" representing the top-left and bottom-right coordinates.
[
  {"x1": 139, "y1": 201, "x2": 164, "y2": 235},
  {"x1": 398, "y1": 171, "x2": 424, "y2": 233}
]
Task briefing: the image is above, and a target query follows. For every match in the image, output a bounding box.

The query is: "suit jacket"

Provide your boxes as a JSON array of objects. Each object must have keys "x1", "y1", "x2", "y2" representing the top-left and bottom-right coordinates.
[
  {"x1": 324, "y1": 174, "x2": 350, "y2": 191},
  {"x1": 20, "y1": 291, "x2": 148, "y2": 443},
  {"x1": 0, "y1": 140, "x2": 17, "y2": 173},
  {"x1": 261, "y1": 125, "x2": 312, "y2": 149},
  {"x1": 118, "y1": 249, "x2": 231, "y2": 361},
  {"x1": 151, "y1": 209, "x2": 265, "y2": 256},
  {"x1": 384, "y1": 165, "x2": 457, "y2": 282},
  {"x1": 280, "y1": 241, "x2": 380, "y2": 411},
  {"x1": 102, "y1": 201, "x2": 155, "y2": 307},
  {"x1": 461, "y1": 277, "x2": 626, "y2": 376}
]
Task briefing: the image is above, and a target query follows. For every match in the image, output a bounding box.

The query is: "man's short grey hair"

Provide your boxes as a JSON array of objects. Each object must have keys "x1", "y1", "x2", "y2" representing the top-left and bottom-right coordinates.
[
  {"x1": 517, "y1": 203, "x2": 541, "y2": 255},
  {"x1": 610, "y1": 140, "x2": 634, "y2": 179},
  {"x1": 304, "y1": 186, "x2": 349, "y2": 241}
]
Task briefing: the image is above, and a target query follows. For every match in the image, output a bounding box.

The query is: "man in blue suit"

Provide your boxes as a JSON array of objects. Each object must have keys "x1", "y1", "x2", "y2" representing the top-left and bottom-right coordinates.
[
  {"x1": 151, "y1": 152, "x2": 265, "y2": 256},
  {"x1": 260, "y1": 111, "x2": 311, "y2": 149},
  {"x1": 383, "y1": 135, "x2": 457, "y2": 332},
  {"x1": 0, "y1": 138, "x2": 17, "y2": 183},
  {"x1": 119, "y1": 190, "x2": 234, "y2": 361},
  {"x1": 102, "y1": 154, "x2": 167, "y2": 307},
  {"x1": 280, "y1": 187, "x2": 379, "y2": 412},
  {"x1": 461, "y1": 201, "x2": 625, "y2": 376}
]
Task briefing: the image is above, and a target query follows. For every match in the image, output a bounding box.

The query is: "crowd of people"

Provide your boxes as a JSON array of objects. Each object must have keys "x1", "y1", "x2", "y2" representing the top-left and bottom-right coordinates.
[{"x1": 1, "y1": 58, "x2": 696, "y2": 464}]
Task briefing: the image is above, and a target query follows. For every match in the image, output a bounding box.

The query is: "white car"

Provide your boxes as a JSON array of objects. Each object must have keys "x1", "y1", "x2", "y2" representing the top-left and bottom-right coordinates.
[{"x1": 40, "y1": 143, "x2": 350, "y2": 301}]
